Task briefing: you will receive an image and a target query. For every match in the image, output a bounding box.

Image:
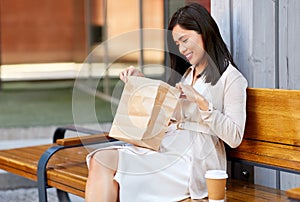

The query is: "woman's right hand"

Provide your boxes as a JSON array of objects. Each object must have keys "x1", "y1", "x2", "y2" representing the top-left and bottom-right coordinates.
[{"x1": 119, "y1": 66, "x2": 144, "y2": 83}]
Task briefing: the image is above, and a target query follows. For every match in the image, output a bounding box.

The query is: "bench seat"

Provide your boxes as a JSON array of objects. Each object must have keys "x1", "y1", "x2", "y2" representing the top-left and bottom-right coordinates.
[
  {"x1": 0, "y1": 143, "x2": 88, "y2": 197},
  {"x1": 227, "y1": 139, "x2": 300, "y2": 172},
  {"x1": 0, "y1": 139, "x2": 290, "y2": 201}
]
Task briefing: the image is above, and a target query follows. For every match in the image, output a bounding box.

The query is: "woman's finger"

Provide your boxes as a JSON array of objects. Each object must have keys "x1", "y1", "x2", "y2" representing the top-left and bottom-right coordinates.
[
  {"x1": 127, "y1": 68, "x2": 133, "y2": 76},
  {"x1": 175, "y1": 82, "x2": 182, "y2": 90},
  {"x1": 120, "y1": 70, "x2": 128, "y2": 82},
  {"x1": 120, "y1": 66, "x2": 144, "y2": 82},
  {"x1": 119, "y1": 72, "x2": 124, "y2": 81}
]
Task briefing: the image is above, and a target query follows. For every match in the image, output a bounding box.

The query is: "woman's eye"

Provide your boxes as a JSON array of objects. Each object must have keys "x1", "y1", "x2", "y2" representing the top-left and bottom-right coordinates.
[{"x1": 183, "y1": 39, "x2": 188, "y2": 43}]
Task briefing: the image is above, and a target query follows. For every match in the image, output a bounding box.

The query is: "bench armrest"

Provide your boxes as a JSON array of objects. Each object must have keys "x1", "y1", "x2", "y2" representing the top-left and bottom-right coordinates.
[
  {"x1": 53, "y1": 125, "x2": 107, "y2": 143},
  {"x1": 56, "y1": 133, "x2": 117, "y2": 146}
]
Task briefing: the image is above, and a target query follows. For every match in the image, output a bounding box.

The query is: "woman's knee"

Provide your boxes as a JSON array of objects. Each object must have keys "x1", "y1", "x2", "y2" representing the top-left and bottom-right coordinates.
[{"x1": 90, "y1": 150, "x2": 119, "y2": 172}]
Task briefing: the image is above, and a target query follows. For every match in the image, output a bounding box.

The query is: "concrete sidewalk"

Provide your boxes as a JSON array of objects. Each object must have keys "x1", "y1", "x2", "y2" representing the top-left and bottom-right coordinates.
[
  {"x1": 0, "y1": 187, "x2": 84, "y2": 202},
  {"x1": 0, "y1": 172, "x2": 84, "y2": 202}
]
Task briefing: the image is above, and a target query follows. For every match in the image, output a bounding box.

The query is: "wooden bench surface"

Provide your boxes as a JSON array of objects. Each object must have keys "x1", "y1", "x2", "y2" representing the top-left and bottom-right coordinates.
[
  {"x1": 227, "y1": 88, "x2": 300, "y2": 172},
  {"x1": 0, "y1": 143, "x2": 89, "y2": 197},
  {"x1": 0, "y1": 141, "x2": 290, "y2": 201},
  {"x1": 244, "y1": 88, "x2": 300, "y2": 145}
]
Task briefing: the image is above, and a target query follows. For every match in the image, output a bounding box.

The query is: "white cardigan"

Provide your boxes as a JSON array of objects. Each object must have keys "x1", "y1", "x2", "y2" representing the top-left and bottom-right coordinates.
[
  {"x1": 86, "y1": 64, "x2": 248, "y2": 201},
  {"x1": 171, "y1": 63, "x2": 248, "y2": 198}
]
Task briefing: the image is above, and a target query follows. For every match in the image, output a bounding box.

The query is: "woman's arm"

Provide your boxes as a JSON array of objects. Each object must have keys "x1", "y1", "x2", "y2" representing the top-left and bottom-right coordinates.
[
  {"x1": 176, "y1": 83, "x2": 210, "y2": 111},
  {"x1": 199, "y1": 75, "x2": 248, "y2": 148},
  {"x1": 177, "y1": 72, "x2": 247, "y2": 148}
]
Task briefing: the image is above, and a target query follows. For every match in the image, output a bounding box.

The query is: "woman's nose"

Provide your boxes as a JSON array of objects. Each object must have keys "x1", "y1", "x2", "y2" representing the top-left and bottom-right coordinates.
[{"x1": 179, "y1": 44, "x2": 187, "y2": 54}]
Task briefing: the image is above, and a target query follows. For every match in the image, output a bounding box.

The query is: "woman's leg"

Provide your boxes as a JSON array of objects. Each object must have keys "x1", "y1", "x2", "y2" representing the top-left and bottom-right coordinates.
[{"x1": 85, "y1": 149, "x2": 119, "y2": 202}]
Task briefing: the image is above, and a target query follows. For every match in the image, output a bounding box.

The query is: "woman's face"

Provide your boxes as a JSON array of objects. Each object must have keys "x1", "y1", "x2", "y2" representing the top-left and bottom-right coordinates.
[{"x1": 172, "y1": 24, "x2": 205, "y2": 66}]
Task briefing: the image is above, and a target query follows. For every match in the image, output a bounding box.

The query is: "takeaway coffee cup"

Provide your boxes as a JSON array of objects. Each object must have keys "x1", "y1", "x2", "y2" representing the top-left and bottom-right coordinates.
[{"x1": 205, "y1": 170, "x2": 228, "y2": 202}]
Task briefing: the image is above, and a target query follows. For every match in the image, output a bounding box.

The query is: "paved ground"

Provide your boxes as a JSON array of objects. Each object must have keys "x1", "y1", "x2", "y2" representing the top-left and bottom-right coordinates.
[{"x1": 0, "y1": 188, "x2": 84, "y2": 202}]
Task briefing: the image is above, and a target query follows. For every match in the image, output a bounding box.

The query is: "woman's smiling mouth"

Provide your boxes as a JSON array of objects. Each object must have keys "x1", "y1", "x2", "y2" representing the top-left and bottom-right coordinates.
[{"x1": 185, "y1": 52, "x2": 193, "y2": 61}]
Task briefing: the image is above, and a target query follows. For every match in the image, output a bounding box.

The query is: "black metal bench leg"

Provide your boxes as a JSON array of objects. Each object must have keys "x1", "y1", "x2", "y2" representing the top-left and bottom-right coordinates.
[
  {"x1": 52, "y1": 127, "x2": 72, "y2": 202},
  {"x1": 57, "y1": 189, "x2": 71, "y2": 202},
  {"x1": 38, "y1": 145, "x2": 64, "y2": 202},
  {"x1": 37, "y1": 125, "x2": 108, "y2": 202}
]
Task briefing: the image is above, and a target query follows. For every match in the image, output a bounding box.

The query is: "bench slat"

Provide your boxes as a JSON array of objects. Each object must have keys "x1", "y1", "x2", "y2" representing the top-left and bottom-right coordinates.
[
  {"x1": 0, "y1": 144, "x2": 53, "y2": 176},
  {"x1": 286, "y1": 187, "x2": 300, "y2": 200},
  {"x1": 226, "y1": 179, "x2": 288, "y2": 201},
  {"x1": 245, "y1": 88, "x2": 300, "y2": 146},
  {"x1": 227, "y1": 139, "x2": 300, "y2": 172},
  {"x1": 56, "y1": 133, "x2": 110, "y2": 146},
  {"x1": 0, "y1": 164, "x2": 38, "y2": 181},
  {"x1": 47, "y1": 166, "x2": 87, "y2": 196},
  {"x1": 0, "y1": 144, "x2": 89, "y2": 197},
  {"x1": 47, "y1": 178, "x2": 85, "y2": 198},
  {"x1": 180, "y1": 179, "x2": 288, "y2": 201},
  {"x1": 0, "y1": 142, "x2": 291, "y2": 200}
]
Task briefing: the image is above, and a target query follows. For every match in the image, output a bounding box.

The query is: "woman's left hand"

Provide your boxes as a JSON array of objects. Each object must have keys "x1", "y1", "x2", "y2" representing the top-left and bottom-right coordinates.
[{"x1": 176, "y1": 83, "x2": 209, "y2": 111}]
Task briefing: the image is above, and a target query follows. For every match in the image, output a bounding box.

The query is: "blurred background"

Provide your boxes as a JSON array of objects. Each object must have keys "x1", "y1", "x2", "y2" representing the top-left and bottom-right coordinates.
[
  {"x1": 0, "y1": 0, "x2": 209, "y2": 201},
  {"x1": 0, "y1": 0, "x2": 209, "y2": 130}
]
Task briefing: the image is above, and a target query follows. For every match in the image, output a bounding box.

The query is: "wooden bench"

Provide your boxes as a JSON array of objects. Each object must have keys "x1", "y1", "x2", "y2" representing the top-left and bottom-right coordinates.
[
  {"x1": 226, "y1": 88, "x2": 300, "y2": 201},
  {"x1": 0, "y1": 88, "x2": 299, "y2": 201}
]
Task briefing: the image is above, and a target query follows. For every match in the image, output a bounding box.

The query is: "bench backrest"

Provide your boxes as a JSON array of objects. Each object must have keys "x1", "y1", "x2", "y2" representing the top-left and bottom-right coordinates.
[{"x1": 244, "y1": 88, "x2": 300, "y2": 146}]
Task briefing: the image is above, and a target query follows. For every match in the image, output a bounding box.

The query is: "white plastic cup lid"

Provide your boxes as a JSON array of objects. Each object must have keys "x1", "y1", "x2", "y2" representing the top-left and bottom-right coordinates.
[{"x1": 205, "y1": 170, "x2": 228, "y2": 179}]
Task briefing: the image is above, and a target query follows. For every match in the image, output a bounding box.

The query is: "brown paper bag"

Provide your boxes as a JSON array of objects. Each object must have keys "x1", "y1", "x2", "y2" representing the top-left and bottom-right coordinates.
[{"x1": 108, "y1": 76, "x2": 181, "y2": 151}]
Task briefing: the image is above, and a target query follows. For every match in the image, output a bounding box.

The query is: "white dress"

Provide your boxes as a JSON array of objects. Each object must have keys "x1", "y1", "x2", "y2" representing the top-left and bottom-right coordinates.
[{"x1": 86, "y1": 64, "x2": 248, "y2": 201}]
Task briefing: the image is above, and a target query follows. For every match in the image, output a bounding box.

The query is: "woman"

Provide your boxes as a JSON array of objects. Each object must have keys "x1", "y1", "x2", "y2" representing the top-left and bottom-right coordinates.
[{"x1": 85, "y1": 3, "x2": 247, "y2": 201}]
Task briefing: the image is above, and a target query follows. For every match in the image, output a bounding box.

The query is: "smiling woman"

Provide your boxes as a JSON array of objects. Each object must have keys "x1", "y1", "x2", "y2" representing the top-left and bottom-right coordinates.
[
  {"x1": 167, "y1": 2, "x2": 236, "y2": 86},
  {"x1": 85, "y1": 2, "x2": 248, "y2": 202},
  {"x1": 172, "y1": 25, "x2": 206, "y2": 85}
]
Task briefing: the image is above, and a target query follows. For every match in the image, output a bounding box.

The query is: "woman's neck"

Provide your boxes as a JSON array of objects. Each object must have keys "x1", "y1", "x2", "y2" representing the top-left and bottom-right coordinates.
[
  {"x1": 191, "y1": 59, "x2": 207, "y2": 85},
  {"x1": 194, "y1": 59, "x2": 207, "y2": 76}
]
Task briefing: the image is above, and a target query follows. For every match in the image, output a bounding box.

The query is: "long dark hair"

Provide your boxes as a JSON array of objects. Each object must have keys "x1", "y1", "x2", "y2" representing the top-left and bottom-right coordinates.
[{"x1": 167, "y1": 3, "x2": 236, "y2": 85}]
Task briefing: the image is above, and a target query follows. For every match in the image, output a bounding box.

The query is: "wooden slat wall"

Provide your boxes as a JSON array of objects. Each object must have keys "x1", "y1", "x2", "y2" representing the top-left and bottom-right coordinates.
[
  {"x1": 279, "y1": 0, "x2": 300, "y2": 90},
  {"x1": 212, "y1": 0, "x2": 277, "y2": 88},
  {"x1": 211, "y1": 0, "x2": 300, "y2": 190}
]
